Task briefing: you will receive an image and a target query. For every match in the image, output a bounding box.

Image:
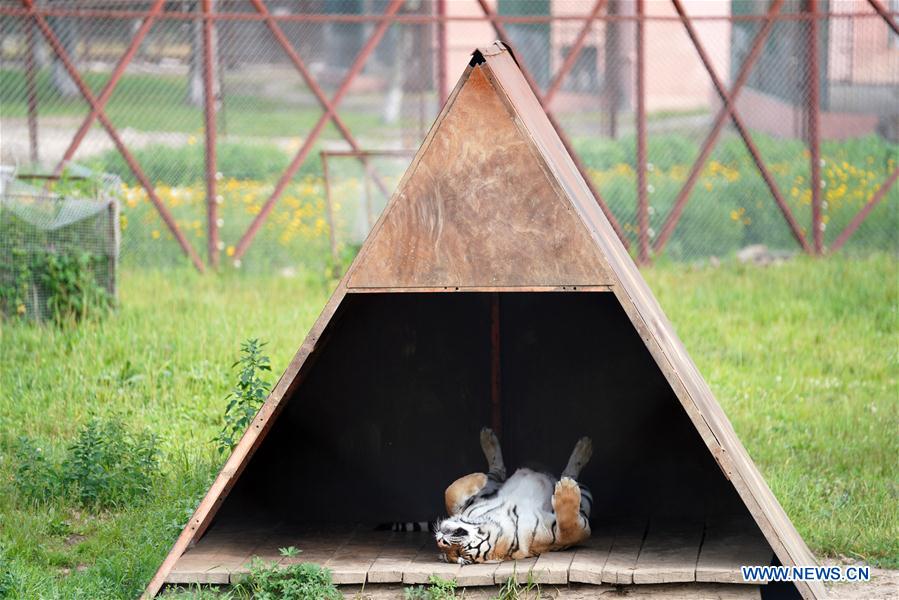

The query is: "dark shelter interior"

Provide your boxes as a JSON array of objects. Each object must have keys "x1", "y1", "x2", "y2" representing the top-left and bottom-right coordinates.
[{"x1": 213, "y1": 291, "x2": 749, "y2": 528}]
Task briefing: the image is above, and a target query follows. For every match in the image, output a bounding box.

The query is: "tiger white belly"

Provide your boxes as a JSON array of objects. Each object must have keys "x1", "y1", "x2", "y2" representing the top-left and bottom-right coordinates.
[
  {"x1": 460, "y1": 468, "x2": 557, "y2": 559},
  {"x1": 496, "y1": 468, "x2": 554, "y2": 512}
]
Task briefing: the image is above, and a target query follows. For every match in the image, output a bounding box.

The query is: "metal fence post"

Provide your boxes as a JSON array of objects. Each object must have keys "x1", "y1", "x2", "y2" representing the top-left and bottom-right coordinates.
[
  {"x1": 635, "y1": 0, "x2": 649, "y2": 264},
  {"x1": 203, "y1": 0, "x2": 219, "y2": 268},
  {"x1": 436, "y1": 0, "x2": 448, "y2": 106},
  {"x1": 24, "y1": 15, "x2": 39, "y2": 164},
  {"x1": 807, "y1": 0, "x2": 823, "y2": 255}
]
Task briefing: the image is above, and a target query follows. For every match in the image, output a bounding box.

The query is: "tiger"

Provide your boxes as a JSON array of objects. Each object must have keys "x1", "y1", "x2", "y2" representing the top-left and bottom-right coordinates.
[{"x1": 434, "y1": 427, "x2": 593, "y2": 565}]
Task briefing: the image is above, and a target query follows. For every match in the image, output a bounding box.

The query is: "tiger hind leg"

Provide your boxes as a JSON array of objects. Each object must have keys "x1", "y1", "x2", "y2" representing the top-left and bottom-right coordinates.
[
  {"x1": 445, "y1": 472, "x2": 494, "y2": 515},
  {"x1": 480, "y1": 427, "x2": 506, "y2": 481},
  {"x1": 551, "y1": 477, "x2": 592, "y2": 547},
  {"x1": 444, "y1": 428, "x2": 506, "y2": 516},
  {"x1": 562, "y1": 436, "x2": 592, "y2": 479}
]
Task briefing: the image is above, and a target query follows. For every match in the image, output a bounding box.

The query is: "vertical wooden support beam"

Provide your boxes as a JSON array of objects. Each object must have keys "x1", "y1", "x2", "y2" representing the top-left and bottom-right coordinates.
[
  {"x1": 202, "y1": 0, "x2": 219, "y2": 267},
  {"x1": 24, "y1": 15, "x2": 39, "y2": 164},
  {"x1": 807, "y1": 0, "x2": 823, "y2": 254},
  {"x1": 635, "y1": 0, "x2": 649, "y2": 264},
  {"x1": 490, "y1": 293, "x2": 502, "y2": 438},
  {"x1": 436, "y1": 0, "x2": 448, "y2": 106}
]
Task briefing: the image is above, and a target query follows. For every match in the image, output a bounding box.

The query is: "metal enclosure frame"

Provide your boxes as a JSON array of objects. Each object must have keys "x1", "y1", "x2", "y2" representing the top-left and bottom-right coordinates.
[{"x1": 4, "y1": 1, "x2": 897, "y2": 269}]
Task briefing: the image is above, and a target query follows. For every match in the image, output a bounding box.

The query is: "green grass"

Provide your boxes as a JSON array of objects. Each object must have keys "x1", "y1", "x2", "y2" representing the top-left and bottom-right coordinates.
[
  {"x1": 0, "y1": 255, "x2": 896, "y2": 598},
  {"x1": 0, "y1": 69, "x2": 384, "y2": 138}
]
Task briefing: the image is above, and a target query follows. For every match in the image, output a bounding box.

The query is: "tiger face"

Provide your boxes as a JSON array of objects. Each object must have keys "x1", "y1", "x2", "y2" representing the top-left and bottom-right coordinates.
[{"x1": 435, "y1": 517, "x2": 490, "y2": 564}]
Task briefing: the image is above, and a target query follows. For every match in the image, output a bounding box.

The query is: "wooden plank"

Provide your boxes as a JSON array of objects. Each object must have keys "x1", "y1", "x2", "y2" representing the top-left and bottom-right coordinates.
[
  {"x1": 530, "y1": 548, "x2": 576, "y2": 584},
  {"x1": 493, "y1": 557, "x2": 538, "y2": 585},
  {"x1": 568, "y1": 528, "x2": 615, "y2": 585},
  {"x1": 633, "y1": 519, "x2": 704, "y2": 584},
  {"x1": 168, "y1": 526, "x2": 269, "y2": 585},
  {"x1": 325, "y1": 529, "x2": 385, "y2": 584},
  {"x1": 455, "y1": 562, "x2": 501, "y2": 586},
  {"x1": 402, "y1": 540, "x2": 460, "y2": 584},
  {"x1": 347, "y1": 285, "x2": 613, "y2": 293},
  {"x1": 603, "y1": 583, "x2": 761, "y2": 599},
  {"x1": 206, "y1": 533, "x2": 269, "y2": 584},
  {"x1": 276, "y1": 529, "x2": 347, "y2": 570},
  {"x1": 697, "y1": 516, "x2": 774, "y2": 584},
  {"x1": 167, "y1": 546, "x2": 227, "y2": 585},
  {"x1": 367, "y1": 532, "x2": 430, "y2": 583},
  {"x1": 601, "y1": 518, "x2": 647, "y2": 584}
]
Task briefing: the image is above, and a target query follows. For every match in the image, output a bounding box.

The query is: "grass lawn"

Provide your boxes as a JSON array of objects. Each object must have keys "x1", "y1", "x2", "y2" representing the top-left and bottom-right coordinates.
[
  {"x1": 0, "y1": 255, "x2": 896, "y2": 598},
  {"x1": 0, "y1": 69, "x2": 387, "y2": 139}
]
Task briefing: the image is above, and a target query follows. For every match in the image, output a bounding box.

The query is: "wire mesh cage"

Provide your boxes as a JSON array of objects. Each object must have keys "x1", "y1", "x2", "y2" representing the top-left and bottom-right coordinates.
[
  {"x1": 0, "y1": 166, "x2": 120, "y2": 322},
  {"x1": 0, "y1": 0, "x2": 895, "y2": 270}
]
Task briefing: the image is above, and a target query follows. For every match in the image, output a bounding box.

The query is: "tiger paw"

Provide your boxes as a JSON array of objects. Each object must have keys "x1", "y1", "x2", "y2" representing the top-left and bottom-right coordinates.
[
  {"x1": 480, "y1": 427, "x2": 502, "y2": 465},
  {"x1": 571, "y1": 436, "x2": 592, "y2": 467},
  {"x1": 553, "y1": 477, "x2": 581, "y2": 509},
  {"x1": 480, "y1": 427, "x2": 499, "y2": 450},
  {"x1": 553, "y1": 477, "x2": 583, "y2": 542}
]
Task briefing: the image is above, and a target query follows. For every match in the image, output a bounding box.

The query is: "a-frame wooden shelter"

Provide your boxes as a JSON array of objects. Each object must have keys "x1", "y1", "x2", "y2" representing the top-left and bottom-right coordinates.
[{"x1": 145, "y1": 43, "x2": 823, "y2": 599}]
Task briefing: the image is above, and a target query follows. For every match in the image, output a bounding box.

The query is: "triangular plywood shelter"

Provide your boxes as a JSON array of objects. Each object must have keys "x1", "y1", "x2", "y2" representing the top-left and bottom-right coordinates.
[{"x1": 146, "y1": 43, "x2": 822, "y2": 599}]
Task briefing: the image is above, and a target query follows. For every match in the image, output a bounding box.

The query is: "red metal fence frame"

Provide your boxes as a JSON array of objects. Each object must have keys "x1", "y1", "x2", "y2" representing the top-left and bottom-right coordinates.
[
  {"x1": 18, "y1": 0, "x2": 206, "y2": 272},
  {"x1": 3, "y1": 1, "x2": 897, "y2": 270}
]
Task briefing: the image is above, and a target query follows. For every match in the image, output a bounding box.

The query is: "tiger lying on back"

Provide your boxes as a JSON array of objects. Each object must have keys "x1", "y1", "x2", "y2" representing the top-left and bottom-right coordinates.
[{"x1": 434, "y1": 428, "x2": 593, "y2": 564}]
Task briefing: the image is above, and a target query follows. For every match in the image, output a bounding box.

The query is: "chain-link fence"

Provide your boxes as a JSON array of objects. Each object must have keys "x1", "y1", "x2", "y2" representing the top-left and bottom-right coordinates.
[
  {"x1": 1, "y1": 0, "x2": 896, "y2": 274},
  {"x1": 0, "y1": 166, "x2": 118, "y2": 321}
]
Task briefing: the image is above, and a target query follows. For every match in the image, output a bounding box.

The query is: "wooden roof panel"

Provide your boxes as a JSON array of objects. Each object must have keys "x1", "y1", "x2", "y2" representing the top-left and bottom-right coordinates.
[{"x1": 347, "y1": 65, "x2": 611, "y2": 289}]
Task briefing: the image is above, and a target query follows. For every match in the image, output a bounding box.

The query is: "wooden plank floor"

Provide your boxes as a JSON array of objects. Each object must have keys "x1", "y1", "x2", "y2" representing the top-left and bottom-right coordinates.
[{"x1": 167, "y1": 517, "x2": 773, "y2": 587}]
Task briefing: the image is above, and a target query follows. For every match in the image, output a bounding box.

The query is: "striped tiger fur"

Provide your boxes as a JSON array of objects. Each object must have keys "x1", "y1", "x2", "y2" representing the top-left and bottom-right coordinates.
[{"x1": 434, "y1": 428, "x2": 593, "y2": 565}]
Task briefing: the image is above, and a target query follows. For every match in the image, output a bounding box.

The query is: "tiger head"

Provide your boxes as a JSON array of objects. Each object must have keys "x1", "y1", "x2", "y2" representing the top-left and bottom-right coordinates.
[{"x1": 434, "y1": 517, "x2": 491, "y2": 564}]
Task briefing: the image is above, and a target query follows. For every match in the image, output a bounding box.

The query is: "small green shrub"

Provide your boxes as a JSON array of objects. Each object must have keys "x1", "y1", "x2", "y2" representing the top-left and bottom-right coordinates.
[
  {"x1": 12, "y1": 437, "x2": 63, "y2": 503},
  {"x1": 404, "y1": 575, "x2": 459, "y2": 600},
  {"x1": 37, "y1": 250, "x2": 113, "y2": 324},
  {"x1": 215, "y1": 338, "x2": 272, "y2": 454},
  {"x1": 63, "y1": 417, "x2": 160, "y2": 508},
  {"x1": 0, "y1": 544, "x2": 21, "y2": 598},
  {"x1": 494, "y1": 574, "x2": 541, "y2": 600},
  {"x1": 12, "y1": 416, "x2": 161, "y2": 509},
  {"x1": 403, "y1": 575, "x2": 458, "y2": 600},
  {"x1": 1, "y1": 249, "x2": 112, "y2": 324},
  {"x1": 232, "y1": 559, "x2": 340, "y2": 600}
]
